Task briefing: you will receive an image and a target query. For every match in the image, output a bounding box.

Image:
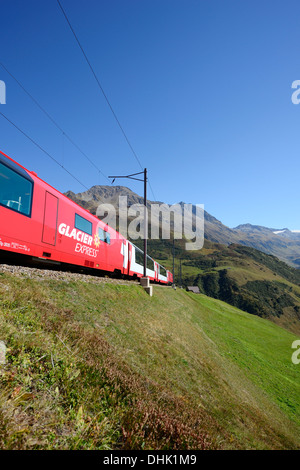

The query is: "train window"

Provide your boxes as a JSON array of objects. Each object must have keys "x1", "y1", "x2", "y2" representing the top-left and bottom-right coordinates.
[
  {"x1": 0, "y1": 161, "x2": 33, "y2": 217},
  {"x1": 159, "y1": 265, "x2": 167, "y2": 277},
  {"x1": 98, "y1": 227, "x2": 111, "y2": 244},
  {"x1": 134, "y1": 250, "x2": 153, "y2": 270},
  {"x1": 135, "y1": 247, "x2": 144, "y2": 266},
  {"x1": 147, "y1": 256, "x2": 154, "y2": 271},
  {"x1": 98, "y1": 228, "x2": 105, "y2": 242},
  {"x1": 75, "y1": 213, "x2": 92, "y2": 235}
]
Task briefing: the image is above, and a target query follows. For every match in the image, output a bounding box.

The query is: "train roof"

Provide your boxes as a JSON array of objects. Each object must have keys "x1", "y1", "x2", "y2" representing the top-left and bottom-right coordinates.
[{"x1": 0, "y1": 150, "x2": 34, "y2": 183}]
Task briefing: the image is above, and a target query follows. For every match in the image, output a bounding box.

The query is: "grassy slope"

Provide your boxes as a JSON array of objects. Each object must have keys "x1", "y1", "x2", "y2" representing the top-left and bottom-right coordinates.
[
  {"x1": 148, "y1": 239, "x2": 300, "y2": 335},
  {"x1": 0, "y1": 270, "x2": 299, "y2": 450}
]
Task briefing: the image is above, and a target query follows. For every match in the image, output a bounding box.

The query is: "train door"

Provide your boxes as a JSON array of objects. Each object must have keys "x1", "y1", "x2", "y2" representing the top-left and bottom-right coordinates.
[
  {"x1": 121, "y1": 240, "x2": 130, "y2": 275},
  {"x1": 154, "y1": 262, "x2": 158, "y2": 282},
  {"x1": 42, "y1": 191, "x2": 58, "y2": 246},
  {"x1": 126, "y1": 242, "x2": 133, "y2": 276}
]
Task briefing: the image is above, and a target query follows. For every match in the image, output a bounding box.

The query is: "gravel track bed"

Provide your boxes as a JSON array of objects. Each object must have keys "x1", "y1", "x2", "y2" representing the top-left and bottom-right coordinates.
[{"x1": 0, "y1": 263, "x2": 138, "y2": 286}]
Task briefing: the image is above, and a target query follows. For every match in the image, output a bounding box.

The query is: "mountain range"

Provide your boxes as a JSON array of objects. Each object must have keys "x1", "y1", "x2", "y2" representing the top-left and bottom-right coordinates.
[{"x1": 65, "y1": 185, "x2": 300, "y2": 269}]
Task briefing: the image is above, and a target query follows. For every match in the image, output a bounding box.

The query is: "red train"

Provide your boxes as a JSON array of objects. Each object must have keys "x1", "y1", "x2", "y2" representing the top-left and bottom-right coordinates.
[{"x1": 0, "y1": 150, "x2": 173, "y2": 284}]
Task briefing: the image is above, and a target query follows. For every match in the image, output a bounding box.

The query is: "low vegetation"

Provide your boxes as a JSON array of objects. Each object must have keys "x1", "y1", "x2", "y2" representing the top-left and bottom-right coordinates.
[
  {"x1": 0, "y1": 267, "x2": 299, "y2": 450},
  {"x1": 145, "y1": 238, "x2": 300, "y2": 335}
]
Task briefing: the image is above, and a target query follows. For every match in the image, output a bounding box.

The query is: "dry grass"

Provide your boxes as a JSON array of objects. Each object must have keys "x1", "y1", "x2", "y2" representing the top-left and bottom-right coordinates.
[{"x1": 0, "y1": 269, "x2": 299, "y2": 450}]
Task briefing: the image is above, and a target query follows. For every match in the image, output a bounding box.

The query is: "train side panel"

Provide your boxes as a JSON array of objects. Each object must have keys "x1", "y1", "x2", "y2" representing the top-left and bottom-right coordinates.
[
  {"x1": 0, "y1": 150, "x2": 126, "y2": 273},
  {"x1": 53, "y1": 195, "x2": 124, "y2": 273},
  {"x1": 0, "y1": 150, "x2": 170, "y2": 282}
]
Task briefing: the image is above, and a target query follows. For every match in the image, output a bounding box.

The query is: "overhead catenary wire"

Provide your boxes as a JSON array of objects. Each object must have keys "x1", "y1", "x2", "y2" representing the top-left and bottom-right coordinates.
[
  {"x1": 0, "y1": 110, "x2": 89, "y2": 190},
  {"x1": 0, "y1": 61, "x2": 109, "y2": 183},
  {"x1": 56, "y1": 0, "x2": 157, "y2": 202}
]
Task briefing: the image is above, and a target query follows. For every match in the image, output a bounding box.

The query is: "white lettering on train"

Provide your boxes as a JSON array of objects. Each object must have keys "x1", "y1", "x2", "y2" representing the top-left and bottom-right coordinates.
[
  {"x1": 75, "y1": 243, "x2": 99, "y2": 258},
  {"x1": 58, "y1": 223, "x2": 93, "y2": 246}
]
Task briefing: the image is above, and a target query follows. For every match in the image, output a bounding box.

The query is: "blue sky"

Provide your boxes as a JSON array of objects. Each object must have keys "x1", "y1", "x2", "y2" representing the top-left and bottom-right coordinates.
[{"x1": 1, "y1": 0, "x2": 300, "y2": 230}]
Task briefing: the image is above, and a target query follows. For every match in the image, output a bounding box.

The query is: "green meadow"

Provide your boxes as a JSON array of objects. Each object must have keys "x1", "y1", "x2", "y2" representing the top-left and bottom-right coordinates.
[{"x1": 0, "y1": 269, "x2": 299, "y2": 449}]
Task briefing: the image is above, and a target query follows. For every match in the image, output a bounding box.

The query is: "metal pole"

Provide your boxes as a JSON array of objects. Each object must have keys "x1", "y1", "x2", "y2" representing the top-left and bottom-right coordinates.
[
  {"x1": 108, "y1": 168, "x2": 148, "y2": 279},
  {"x1": 144, "y1": 168, "x2": 147, "y2": 277},
  {"x1": 180, "y1": 258, "x2": 182, "y2": 287},
  {"x1": 172, "y1": 238, "x2": 175, "y2": 286}
]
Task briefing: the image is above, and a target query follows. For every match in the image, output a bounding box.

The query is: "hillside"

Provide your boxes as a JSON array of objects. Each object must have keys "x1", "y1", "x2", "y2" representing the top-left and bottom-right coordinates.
[
  {"x1": 0, "y1": 264, "x2": 299, "y2": 450},
  {"x1": 64, "y1": 186, "x2": 300, "y2": 268},
  {"x1": 142, "y1": 238, "x2": 300, "y2": 336}
]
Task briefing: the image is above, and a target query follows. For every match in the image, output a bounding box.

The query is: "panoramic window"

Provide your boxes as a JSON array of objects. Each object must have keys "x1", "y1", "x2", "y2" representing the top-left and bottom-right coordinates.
[
  {"x1": 147, "y1": 256, "x2": 154, "y2": 271},
  {"x1": 134, "y1": 249, "x2": 154, "y2": 270},
  {"x1": 159, "y1": 265, "x2": 167, "y2": 277},
  {"x1": 75, "y1": 213, "x2": 92, "y2": 235},
  {"x1": 0, "y1": 161, "x2": 33, "y2": 217},
  {"x1": 135, "y1": 247, "x2": 144, "y2": 266}
]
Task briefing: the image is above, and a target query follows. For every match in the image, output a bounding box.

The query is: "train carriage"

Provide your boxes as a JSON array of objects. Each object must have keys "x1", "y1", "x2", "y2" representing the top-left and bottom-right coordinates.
[
  {"x1": 127, "y1": 243, "x2": 157, "y2": 281},
  {"x1": 0, "y1": 150, "x2": 172, "y2": 284}
]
